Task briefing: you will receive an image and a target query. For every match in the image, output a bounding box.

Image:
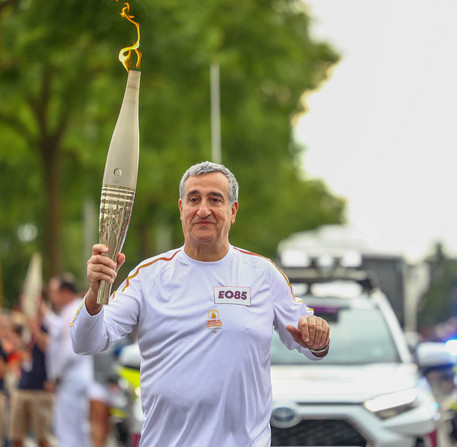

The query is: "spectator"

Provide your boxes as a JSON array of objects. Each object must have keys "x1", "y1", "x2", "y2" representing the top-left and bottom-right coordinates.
[
  {"x1": 0, "y1": 312, "x2": 25, "y2": 446},
  {"x1": 8, "y1": 293, "x2": 54, "y2": 447},
  {"x1": 44, "y1": 274, "x2": 93, "y2": 447},
  {"x1": 89, "y1": 346, "x2": 121, "y2": 447},
  {"x1": 89, "y1": 336, "x2": 135, "y2": 446},
  {"x1": 0, "y1": 313, "x2": 9, "y2": 446}
]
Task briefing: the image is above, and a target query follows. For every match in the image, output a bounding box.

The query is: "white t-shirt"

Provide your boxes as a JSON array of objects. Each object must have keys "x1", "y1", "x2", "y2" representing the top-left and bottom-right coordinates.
[
  {"x1": 71, "y1": 246, "x2": 319, "y2": 447},
  {"x1": 47, "y1": 298, "x2": 93, "y2": 389}
]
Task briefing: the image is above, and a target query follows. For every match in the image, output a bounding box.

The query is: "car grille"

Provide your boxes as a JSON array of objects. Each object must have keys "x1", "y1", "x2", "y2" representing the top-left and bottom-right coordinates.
[{"x1": 271, "y1": 418, "x2": 368, "y2": 446}]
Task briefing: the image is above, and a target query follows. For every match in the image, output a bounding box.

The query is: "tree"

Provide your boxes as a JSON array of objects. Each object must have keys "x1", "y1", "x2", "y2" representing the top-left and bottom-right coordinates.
[
  {"x1": 0, "y1": 0, "x2": 345, "y2": 307},
  {"x1": 0, "y1": 0, "x2": 129, "y2": 281},
  {"x1": 417, "y1": 242, "x2": 457, "y2": 331}
]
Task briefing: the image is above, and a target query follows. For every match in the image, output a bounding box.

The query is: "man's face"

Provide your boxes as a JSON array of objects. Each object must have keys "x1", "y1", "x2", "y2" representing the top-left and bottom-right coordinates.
[
  {"x1": 48, "y1": 278, "x2": 64, "y2": 311},
  {"x1": 179, "y1": 172, "x2": 238, "y2": 251}
]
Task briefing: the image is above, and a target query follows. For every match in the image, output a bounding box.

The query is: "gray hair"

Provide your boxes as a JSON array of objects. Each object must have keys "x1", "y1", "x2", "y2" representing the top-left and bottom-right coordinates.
[{"x1": 179, "y1": 161, "x2": 239, "y2": 205}]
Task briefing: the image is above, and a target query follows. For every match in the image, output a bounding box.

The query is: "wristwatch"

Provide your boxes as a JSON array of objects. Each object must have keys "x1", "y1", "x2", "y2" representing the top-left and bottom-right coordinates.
[{"x1": 309, "y1": 344, "x2": 329, "y2": 354}]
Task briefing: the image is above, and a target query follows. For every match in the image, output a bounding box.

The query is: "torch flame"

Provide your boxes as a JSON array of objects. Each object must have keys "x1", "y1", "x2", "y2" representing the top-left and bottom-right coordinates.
[{"x1": 116, "y1": 1, "x2": 142, "y2": 72}]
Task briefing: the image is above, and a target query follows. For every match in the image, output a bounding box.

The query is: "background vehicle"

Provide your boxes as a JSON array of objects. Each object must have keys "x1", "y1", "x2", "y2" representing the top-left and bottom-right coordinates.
[
  {"x1": 277, "y1": 225, "x2": 431, "y2": 331},
  {"x1": 416, "y1": 341, "x2": 457, "y2": 446},
  {"x1": 270, "y1": 264, "x2": 449, "y2": 447},
  {"x1": 115, "y1": 343, "x2": 143, "y2": 447}
]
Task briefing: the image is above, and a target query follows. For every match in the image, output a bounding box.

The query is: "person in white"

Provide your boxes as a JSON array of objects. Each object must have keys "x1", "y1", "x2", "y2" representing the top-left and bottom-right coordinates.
[
  {"x1": 45, "y1": 274, "x2": 93, "y2": 447},
  {"x1": 71, "y1": 161, "x2": 330, "y2": 447}
]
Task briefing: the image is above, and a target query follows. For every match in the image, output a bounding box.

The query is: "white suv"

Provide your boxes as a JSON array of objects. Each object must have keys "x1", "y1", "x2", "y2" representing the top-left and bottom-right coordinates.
[{"x1": 270, "y1": 268, "x2": 445, "y2": 447}]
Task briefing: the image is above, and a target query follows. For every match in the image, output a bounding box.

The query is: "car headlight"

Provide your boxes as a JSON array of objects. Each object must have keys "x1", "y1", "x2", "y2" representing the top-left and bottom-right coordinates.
[{"x1": 363, "y1": 388, "x2": 419, "y2": 419}]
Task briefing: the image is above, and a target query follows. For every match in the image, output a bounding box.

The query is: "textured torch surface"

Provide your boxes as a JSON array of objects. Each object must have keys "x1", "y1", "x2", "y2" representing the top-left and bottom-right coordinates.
[
  {"x1": 97, "y1": 70, "x2": 140, "y2": 305},
  {"x1": 98, "y1": 185, "x2": 136, "y2": 304}
]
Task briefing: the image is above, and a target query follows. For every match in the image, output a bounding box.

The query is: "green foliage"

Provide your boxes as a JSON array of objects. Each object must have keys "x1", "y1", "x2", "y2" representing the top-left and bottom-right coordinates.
[
  {"x1": 417, "y1": 244, "x2": 457, "y2": 330},
  {"x1": 0, "y1": 0, "x2": 345, "y2": 307}
]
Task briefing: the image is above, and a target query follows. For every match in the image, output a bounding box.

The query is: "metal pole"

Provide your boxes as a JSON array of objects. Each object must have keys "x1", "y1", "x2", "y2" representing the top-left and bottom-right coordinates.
[{"x1": 210, "y1": 62, "x2": 222, "y2": 164}]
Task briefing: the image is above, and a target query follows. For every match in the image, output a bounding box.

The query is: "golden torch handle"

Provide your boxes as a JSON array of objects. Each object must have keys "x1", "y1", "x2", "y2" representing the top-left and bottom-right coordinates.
[{"x1": 97, "y1": 185, "x2": 136, "y2": 304}]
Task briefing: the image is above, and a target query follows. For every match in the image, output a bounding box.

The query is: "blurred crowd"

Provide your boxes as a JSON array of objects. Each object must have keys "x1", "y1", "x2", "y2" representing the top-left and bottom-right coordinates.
[
  {"x1": 419, "y1": 318, "x2": 457, "y2": 345},
  {"x1": 0, "y1": 273, "x2": 131, "y2": 447}
]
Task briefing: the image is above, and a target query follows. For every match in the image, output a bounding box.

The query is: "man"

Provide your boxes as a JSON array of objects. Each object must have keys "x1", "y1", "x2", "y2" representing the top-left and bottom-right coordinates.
[
  {"x1": 71, "y1": 161, "x2": 330, "y2": 447},
  {"x1": 45, "y1": 274, "x2": 93, "y2": 447}
]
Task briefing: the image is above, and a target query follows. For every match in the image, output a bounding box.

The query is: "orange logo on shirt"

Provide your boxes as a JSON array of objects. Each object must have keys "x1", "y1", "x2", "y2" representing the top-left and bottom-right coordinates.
[
  {"x1": 206, "y1": 308, "x2": 222, "y2": 333},
  {"x1": 208, "y1": 309, "x2": 220, "y2": 319}
]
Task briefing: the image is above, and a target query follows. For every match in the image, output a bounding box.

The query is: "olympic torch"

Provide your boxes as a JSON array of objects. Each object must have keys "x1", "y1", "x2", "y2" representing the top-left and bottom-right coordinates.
[
  {"x1": 21, "y1": 252, "x2": 43, "y2": 342},
  {"x1": 21, "y1": 252, "x2": 42, "y2": 318},
  {"x1": 97, "y1": 2, "x2": 141, "y2": 305}
]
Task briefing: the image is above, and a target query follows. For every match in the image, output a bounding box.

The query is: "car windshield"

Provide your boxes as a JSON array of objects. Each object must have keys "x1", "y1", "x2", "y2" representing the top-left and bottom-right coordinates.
[{"x1": 271, "y1": 301, "x2": 401, "y2": 365}]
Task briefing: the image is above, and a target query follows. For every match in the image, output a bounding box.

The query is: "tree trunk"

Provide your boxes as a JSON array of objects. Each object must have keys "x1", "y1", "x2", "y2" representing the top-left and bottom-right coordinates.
[{"x1": 42, "y1": 141, "x2": 61, "y2": 280}]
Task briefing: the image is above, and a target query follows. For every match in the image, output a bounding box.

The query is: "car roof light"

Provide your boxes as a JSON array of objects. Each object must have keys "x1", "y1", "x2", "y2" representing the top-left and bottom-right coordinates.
[
  {"x1": 311, "y1": 282, "x2": 363, "y2": 298},
  {"x1": 316, "y1": 254, "x2": 334, "y2": 269},
  {"x1": 280, "y1": 249, "x2": 311, "y2": 267},
  {"x1": 281, "y1": 266, "x2": 376, "y2": 293},
  {"x1": 341, "y1": 251, "x2": 362, "y2": 268}
]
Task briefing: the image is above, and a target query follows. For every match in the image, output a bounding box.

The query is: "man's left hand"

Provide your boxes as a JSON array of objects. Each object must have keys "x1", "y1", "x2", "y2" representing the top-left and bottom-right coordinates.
[{"x1": 286, "y1": 316, "x2": 330, "y2": 352}]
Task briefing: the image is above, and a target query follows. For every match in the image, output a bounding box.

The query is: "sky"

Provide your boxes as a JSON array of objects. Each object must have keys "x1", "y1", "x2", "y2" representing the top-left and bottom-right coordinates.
[{"x1": 295, "y1": 0, "x2": 457, "y2": 262}]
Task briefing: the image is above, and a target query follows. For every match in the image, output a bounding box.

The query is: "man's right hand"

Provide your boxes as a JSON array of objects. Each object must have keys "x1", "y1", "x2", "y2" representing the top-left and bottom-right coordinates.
[{"x1": 85, "y1": 244, "x2": 126, "y2": 315}]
